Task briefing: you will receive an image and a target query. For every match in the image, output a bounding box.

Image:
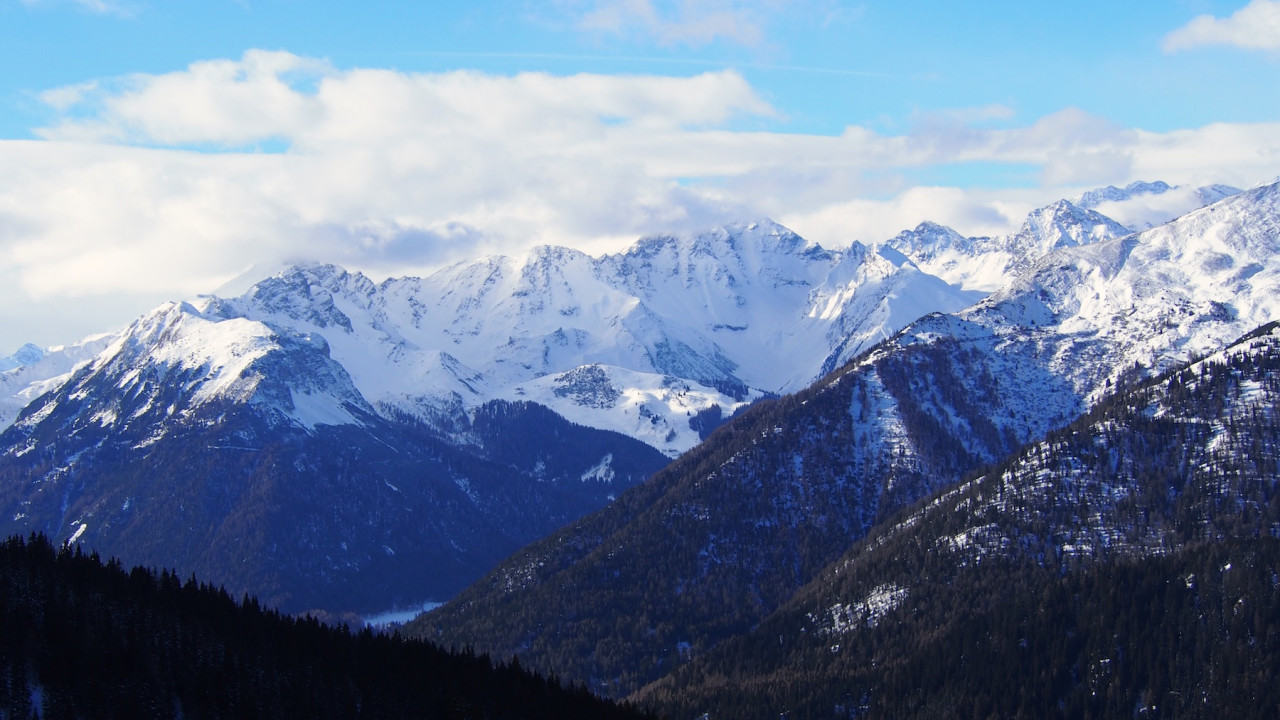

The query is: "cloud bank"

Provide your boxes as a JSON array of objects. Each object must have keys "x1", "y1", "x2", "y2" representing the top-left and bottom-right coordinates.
[{"x1": 1, "y1": 49, "x2": 1276, "y2": 350}]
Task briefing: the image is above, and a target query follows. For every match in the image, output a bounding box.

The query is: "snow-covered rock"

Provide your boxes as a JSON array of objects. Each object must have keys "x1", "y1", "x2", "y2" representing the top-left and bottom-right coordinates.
[
  {"x1": 0, "y1": 343, "x2": 45, "y2": 373},
  {"x1": 889, "y1": 182, "x2": 1245, "y2": 294},
  {"x1": 0, "y1": 335, "x2": 116, "y2": 429},
  {"x1": 887, "y1": 178, "x2": 1280, "y2": 457},
  {"x1": 101, "y1": 218, "x2": 974, "y2": 456},
  {"x1": 885, "y1": 199, "x2": 1132, "y2": 292}
]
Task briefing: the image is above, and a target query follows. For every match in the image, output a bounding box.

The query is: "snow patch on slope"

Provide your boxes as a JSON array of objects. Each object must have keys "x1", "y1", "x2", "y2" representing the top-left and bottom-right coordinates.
[
  {"x1": 0, "y1": 334, "x2": 118, "y2": 431},
  {"x1": 514, "y1": 364, "x2": 753, "y2": 456}
]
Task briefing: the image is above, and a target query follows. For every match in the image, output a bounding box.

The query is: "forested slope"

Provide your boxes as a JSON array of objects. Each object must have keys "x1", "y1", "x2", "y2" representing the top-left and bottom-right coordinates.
[
  {"x1": 0, "y1": 534, "x2": 654, "y2": 720},
  {"x1": 635, "y1": 322, "x2": 1280, "y2": 719}
]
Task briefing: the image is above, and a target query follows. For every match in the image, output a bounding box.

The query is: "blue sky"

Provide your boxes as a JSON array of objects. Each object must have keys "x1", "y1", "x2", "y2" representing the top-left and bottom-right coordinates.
[
  {"x1": 0, "y1": 0, "x2": 1278, "y2": 350},
  {"x1": 4, "y1": 1, "x2": 1274, "y2": 138}
]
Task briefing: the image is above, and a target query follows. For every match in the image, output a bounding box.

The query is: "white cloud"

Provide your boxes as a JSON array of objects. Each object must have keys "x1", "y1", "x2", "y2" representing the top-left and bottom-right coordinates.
[
  {"x1": 1163, "y1": 0, "x2": 1280, "y2": 52},
  {"x1": 1, "y1": 50, "x2": 1274, "y2": 351},
  {"x1": 779, "y1": 185, "x2": 1032, "y2": 249},
  {"x1": 39, "y1": 51, "x2": 337, "y2": 146},
  {"x1": 38, "y1": 81, "x2": 100, "y2": 111},
  {"x1": 910, "y1": 104, "x2": 1017, "y2": 128},
  {"x1": 1088, "y1": 186, "x2": 1229, "y2": 231},
  {"x1": 40, "y1": 51, "x2": 774, "y2": 147}
]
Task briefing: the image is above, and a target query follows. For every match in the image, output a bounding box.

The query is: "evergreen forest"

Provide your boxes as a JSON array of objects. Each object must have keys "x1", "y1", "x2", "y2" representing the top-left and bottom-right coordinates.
[{"x1": 0, "y1": 533, "x2": 654, "y2": 720}]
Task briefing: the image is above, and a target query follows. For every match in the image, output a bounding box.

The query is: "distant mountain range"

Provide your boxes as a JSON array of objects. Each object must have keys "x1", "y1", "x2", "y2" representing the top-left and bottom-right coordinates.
[
  {"x1": 0, "y1": 216, "x2": 978, "y2": 618},
  {"x1": 1, "y1": 220, "x2": 984, "y2": 453},
  {"x1": 0, "y1": 178, "x2": 1265, "y2": 628}
]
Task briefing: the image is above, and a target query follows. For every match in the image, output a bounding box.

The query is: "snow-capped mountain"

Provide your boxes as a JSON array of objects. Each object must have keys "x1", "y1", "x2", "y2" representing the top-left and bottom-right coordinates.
[
  {"x1": 886, "y1": 198, "x2": 1132, "y2": 292},
  {"x1": 3, "y1": 180, "x2": 1274, "y2": 624},
  {"x1": 0, "y1": 343, "x2": 43, "y2": 373},
  {"x1": 972, "y1": 179, "x2": 1280, "y2": 407},
  {"x1": 887, "y1": 183, "x2": 1244, "y2": 292},
  {"x1": 2, "y1": 219, "x2": 975, "y2": 457},
  {"x1": 0, "y1": 334, "x2": 115, "y2": 429},
  {"x1": 867, "y1": 180, "x2": 1280, "y2": 481},
  {"x1": 0, "y1": 220, "x2": 978, "y2": 458},
  {"x1": 8, "y1": 301, "x2": 376, "y2": 445},
  {"x1": 0, "y1": 297, "x2": 672, "y2": 615},
  {"x1": 410, "y1": 180, "x2": 1280, "y2": 698},
  {"x1": 0, "y1": 217, "x2": 980, "y2": 616},
  {"x1": 1077, "y1": 180, "x2": 1178, "y2": 208},
  {"x1": 1076, "y1": 179, "x2": 1240, "y2": 213},
  {"x1": 1004, "y1": 200, "x2": 1132, "y2": 268}
]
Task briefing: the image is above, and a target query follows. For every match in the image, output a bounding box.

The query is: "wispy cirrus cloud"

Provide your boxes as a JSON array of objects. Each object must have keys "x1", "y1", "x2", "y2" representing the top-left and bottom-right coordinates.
[
  {"x1": 20, "y1": 0, "x2": 137, "y2": 16},
  {"x1": 1163, "y1": 0, "x2": 1280, "y2": 52},
  {"x1": 561, "y1": 0, "x2": 801, "y2": 48}
]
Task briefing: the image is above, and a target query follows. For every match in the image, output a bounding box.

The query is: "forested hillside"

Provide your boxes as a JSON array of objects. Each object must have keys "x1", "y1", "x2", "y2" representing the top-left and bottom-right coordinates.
[
  {"x1": 0, "y1": 534, "x2": 654, "y2": 720},
  {"x1": 638, "y1": 540, "x2": 1280, "y2": 719},
  {"x1": 633, "y1": 322, "x2": 1280, "y2": 718}
]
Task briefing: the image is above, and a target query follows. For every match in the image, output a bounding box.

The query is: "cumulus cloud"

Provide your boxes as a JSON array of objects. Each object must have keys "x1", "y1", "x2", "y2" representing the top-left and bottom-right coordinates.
[
  {"x1": 779, "y1": 185, "x2": 1031, "y2": 249},
  {"x1": 38, "y1": 51, "x2": 336, "y2": 146},
  {"x1": 1088, "y1": 186, "x2": 1233, "y2": 231},
  {"x1": 1, "y1": 50, "x2": 1274, "y2": 350},
  {"x1": 39, "y1": 50, "x2": 774, "y2": 147},
  {"x1": 1163, "y1": 0, "x2": 1280, "y2": 52}
]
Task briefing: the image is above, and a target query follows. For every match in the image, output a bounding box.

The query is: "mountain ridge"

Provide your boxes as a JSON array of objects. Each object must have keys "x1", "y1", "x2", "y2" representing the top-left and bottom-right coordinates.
[
  {"x1": 1, "y1": 180, "x2": 1274, "y2": 625},
  {"x1": 2, "y1": 217, "x2": 983, "y2": 457},
  {"x1": 633, "y1": 320, "x2": 1280, "y2": 718},
  {"x1": 407, "y1": 179, "x2": 1280, "y2": 701}
]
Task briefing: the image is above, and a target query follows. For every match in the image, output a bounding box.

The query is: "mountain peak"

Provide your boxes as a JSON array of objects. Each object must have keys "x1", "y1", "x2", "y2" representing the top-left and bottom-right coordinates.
[
  {"x1": 625, "y1": 218, "x2": 825, "y2": 262},
  {"x1": 729, "y1": 218, "x2": 832, "y2": 259},
  {"x1": 237, "y1": 264, "x2": 366, "y2": 332},
  {"x1": 0, "y1": 343, "x2": 46, "y2": 373},
  {"x1": 525, "y1": 244, "x2": 592, "y2": 265},
  {"x1": 890, "y1": 221, "x2": 969, "y2": 252},
  {"x1": 1077, "y1": 180, "x2": 1174, "y2": 209},
  {"x1": 1008, "y1": 198, "x2": 1130, "y2": 256},
  {"x1": 913, "y1": 219, "x2": 958, "y2": 234}
]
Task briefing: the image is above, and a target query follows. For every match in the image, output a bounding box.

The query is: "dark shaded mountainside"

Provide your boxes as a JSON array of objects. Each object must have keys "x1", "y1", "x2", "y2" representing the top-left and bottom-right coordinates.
[
  {"x1": 653, "y1": 541, "x2": 1280, "y2": 720},
  {"x1": 0, "y1": 338, "x2": 669, "y2": 618},
  {"x1": 408, "y1": 183, "x2": 1280, "y2": 714},
  {"x1": 635, "y1": 322, "x2": 1280, "y2": 719},
  {"x1": 414, "y1": 321, "x2": 1280, "y2": 719},
  {"x1": 408, "y1": 326, "x2": 1035, "y2": 698},
  {"x1": 0, "y1": 533, "x2": 655, "y2": 720}
]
